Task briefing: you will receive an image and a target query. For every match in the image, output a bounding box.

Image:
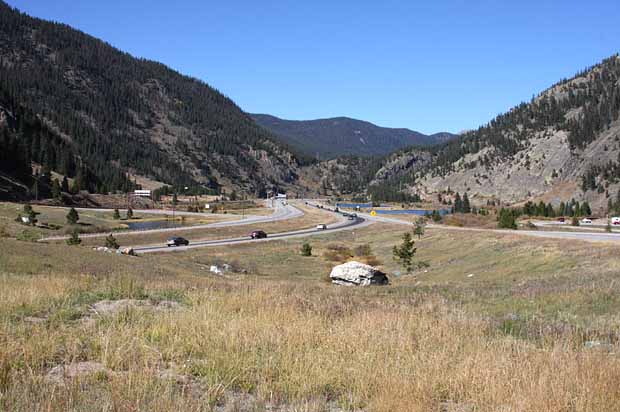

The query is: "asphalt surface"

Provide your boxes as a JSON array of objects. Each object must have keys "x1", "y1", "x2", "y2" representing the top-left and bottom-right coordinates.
[
  {"x1": 355, "y1": 211, "x2": 620, "y2": 243},
  {"x1": 39, "y1": 200, "x2": 302, "y2": 241},
  {"x1": 134, "y1": 215, "x2": 371, "y2": 254}
]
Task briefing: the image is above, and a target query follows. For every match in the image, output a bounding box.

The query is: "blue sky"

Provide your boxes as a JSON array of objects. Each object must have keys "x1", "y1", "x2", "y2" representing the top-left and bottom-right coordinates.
[{"x1": 7, "y1": 0, "x2": 620, "y2": 134}]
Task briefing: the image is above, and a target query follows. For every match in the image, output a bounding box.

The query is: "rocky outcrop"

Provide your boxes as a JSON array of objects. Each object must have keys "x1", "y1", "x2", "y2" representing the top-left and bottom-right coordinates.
[{"x1": 329, "y1": 261, "x2": 389, "y2": 286}]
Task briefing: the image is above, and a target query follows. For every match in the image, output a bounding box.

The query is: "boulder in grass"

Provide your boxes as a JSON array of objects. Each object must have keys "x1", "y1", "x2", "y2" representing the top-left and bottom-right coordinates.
[{"x1": 329, "y1": 261, "x2": 389, "y2": 286}]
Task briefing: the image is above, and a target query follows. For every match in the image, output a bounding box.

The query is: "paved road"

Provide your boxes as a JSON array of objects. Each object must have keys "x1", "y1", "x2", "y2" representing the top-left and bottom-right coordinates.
[
  {"x1": 355, "y1": 211, "x2": 620, "y2": 243},
  {"x1": 39, "y1": 200, "x2": 302, "y2": 241},
  {"x1": 134, "y1": 216, "x2": 371, "y2": 254}
]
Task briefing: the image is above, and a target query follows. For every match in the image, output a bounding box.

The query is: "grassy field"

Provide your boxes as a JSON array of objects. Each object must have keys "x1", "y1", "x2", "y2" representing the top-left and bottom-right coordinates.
[
  {"x1": 58, "y1": 203, "x2": 340, "y2": 248},
  {"x1": 1, "y1": 212, "x2": 620, "y2": 411},
  {"x1": 0, "y1": 202, "x2": 229, "y2": 240}
]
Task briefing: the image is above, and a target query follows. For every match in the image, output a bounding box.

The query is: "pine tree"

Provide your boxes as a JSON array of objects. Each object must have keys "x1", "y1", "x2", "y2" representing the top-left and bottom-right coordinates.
[
  {"x1": 392, "y1": 232, "x2": 417, "y2": 273},
  {"x1": 51, "y1": 178, "x2": 61, "y2": 200},
  {"x1": 414, "y1": 219, "x2": 426, "y2": 239},
  {"x1": 113, "y1": 209, "x2": 120, "y2": 220},
  {"x1": 462, "y1": 192, "x2": 471, "y2": 213},
  {"x1": 498, "y1": 208, "x2": 517, "y2": 229},
  {"x1": 66, "y1": 207, "x2": 79, "y2": 225},
  {"x1": 61, "y1": 176, "x2": 70, "y2": 193},
  {"x1": 126, "y1": 207, "x2": 133, "y2": 219}
]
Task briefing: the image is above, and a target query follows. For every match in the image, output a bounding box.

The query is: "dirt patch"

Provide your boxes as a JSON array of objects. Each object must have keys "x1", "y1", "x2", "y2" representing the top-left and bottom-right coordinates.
[{"x1": 46, "y1": 361, "x2": 109, "y2": 384}]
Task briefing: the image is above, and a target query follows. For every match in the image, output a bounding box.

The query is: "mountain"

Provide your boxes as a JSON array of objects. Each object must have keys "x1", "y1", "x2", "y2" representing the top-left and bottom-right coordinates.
[
  {"x1": 251, "y1": 114, "x2": 456, "y2": 159},
  {"x1": 0, "y1": 1, "x2": 304, "y2": 200},
  {"x1": 371, "y1": 55, "x2": 620, "y2": 211}
]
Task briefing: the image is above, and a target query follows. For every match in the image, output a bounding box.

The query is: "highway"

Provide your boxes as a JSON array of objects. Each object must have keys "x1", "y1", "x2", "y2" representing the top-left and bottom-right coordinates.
[
  {"x1": 39, "y1": 199, "x2": 303, "y2": 242},
  {"x1": 355, "y1": 210, "x2": 620, "y2": 243},
  {"x1": 134, "y1": 215, "x2": 371, "y2": 254}
]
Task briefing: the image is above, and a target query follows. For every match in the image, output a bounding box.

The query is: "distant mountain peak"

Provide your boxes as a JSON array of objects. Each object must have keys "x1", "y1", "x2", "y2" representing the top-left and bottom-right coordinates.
[{"x1": 251, "y1": 113, "x2": 456, "y2": 159}]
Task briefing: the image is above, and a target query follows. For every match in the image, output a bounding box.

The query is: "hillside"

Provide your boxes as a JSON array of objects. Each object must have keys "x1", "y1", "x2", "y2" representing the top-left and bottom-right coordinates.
[
  {"x1": 252, "y1": 113, "x2": 455, "y2": 159},
  {"x1": 0, "y1": 1, "x2": 304, "y2": 200},
  {"x1": 371, "y1": 55, "x2": 620, "y2": 212}
]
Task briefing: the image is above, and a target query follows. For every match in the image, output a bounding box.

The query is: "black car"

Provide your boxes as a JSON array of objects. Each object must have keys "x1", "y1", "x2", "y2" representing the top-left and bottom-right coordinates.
[
  {"x1": 166, "y1": 236, "x2": 189, "y2": 247},
  {"x1": 250, "y1": 230, "x2": 268, "y2": 239}
]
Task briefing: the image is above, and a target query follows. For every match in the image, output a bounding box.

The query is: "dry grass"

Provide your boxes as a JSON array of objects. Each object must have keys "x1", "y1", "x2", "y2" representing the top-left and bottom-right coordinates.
[{"x1": 2, "y1": 214, "x2": 620, "y2": 410}]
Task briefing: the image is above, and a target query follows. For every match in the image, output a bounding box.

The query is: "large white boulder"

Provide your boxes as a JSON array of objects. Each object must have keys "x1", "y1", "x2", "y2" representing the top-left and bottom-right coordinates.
[{"x1": 329, "y1": 261, "x2": 389, "y2": 286}]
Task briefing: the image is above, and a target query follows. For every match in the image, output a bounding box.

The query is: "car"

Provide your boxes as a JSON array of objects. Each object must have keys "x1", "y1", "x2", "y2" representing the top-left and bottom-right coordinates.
[
  {"x1": 347, "y1": 215, "x2": 355, "y2": 220},
  {"x1": 316, "y1": 224, "x2": 327, "y2": 230},
  {"x1": 250, "y1": 230, "x2": 268, "y2": 239},
  {"x1": 166, "y1": 236, "x2": 189, "y2": 247},
  {"x1": 580, "y1": 218, "x2": 592, "y2": 224},
  {"x1": 611, "y1": 217, "x2": 620, "y2": 225},
  {"x1": 557, "y1": 217, "x2": 566, "y2": 223}
]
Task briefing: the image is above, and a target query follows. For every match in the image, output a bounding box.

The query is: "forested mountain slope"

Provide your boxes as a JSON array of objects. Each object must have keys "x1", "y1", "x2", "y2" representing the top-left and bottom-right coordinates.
[
  {"x1": 372, "y1": 55, "x2": 620, "y2": 212},
  {"x1": 0, "y1": 1, "x2": 303, "y2": 199},
  {"x1": 252, "y1": 113, "x2": 455, "y2": 159}
]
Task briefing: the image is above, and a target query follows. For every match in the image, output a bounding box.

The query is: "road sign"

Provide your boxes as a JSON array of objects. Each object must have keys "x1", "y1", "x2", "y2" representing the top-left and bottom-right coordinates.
[{"x1": 370, "y1": 210, "x2": 377, "y2": 216}]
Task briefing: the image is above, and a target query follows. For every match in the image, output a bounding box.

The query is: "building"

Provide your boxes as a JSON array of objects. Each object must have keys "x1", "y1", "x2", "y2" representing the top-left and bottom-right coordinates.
[{"x1": 133, "y1": 189, "x2": 152, "y2": 198}]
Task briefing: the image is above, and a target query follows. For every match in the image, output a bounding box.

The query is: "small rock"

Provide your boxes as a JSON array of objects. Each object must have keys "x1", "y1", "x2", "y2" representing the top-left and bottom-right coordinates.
[
  {"x1": 24, "y1": 316, "x2": 47, "y2": 324},
  {"x1": 46, "y1": 361, "x2": 108, "y2": 383}
]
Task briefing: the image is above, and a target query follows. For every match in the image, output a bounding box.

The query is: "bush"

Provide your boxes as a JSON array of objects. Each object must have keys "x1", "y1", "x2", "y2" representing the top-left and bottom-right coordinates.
[
  {"x1": 571, "y1": 216, "x2": 580, "y2": 226},
  {"x1": 300, "y1": 242, "x2": 312, "y2": 256},
  {"x1": 498, "y1": 208, "x2": 517, "y2": 229},
  {"x1": 66, "y1": 229, "x2": 81, "y2": 245},
  {"x1": 323, "y1": 244, "x2": 353, "y2": 263},
  {"x1": 105, "y1": 233, "x2": 120, "y2": 249}
]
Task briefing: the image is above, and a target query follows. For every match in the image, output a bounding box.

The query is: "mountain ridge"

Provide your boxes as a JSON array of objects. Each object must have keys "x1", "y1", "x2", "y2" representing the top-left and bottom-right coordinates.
[{"x1": 251, "y1": 113, "x2": 456, "y2": 159}]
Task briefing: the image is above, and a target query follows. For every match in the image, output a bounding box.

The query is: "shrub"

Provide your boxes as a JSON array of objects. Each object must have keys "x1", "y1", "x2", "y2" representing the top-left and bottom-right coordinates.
[
  {"x1": 105, "y1": 233, "x2": 120, "y2": 249},
  {"x1": 323, "y1": 244, "x2": 353, "y2": 263},
  {"x1": 66, "y1": 229, "x2": 81, "y2": 245},
  {"x1": 571, "y1": 216, "x2": 580, "y2": 226},
  {"x1": 300, "y1": 242, "x2": 312, "y2": 256}
]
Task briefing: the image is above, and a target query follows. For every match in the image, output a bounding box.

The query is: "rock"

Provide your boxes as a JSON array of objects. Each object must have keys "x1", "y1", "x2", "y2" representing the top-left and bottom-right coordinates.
[
  {"x1": 89, "y1": 299, "x2": 180, "y2": 316},
  {"x1": 24, "y1": 316, "x2": 47, "y2": 324},
  {"x1": 119, "y1": 247, "x2": 136, "y2": 256},
  {"x1": 329, "y1": 261, "x2": 389, "y2": 286},
  {"x1": 46, "y1": 361, "x2": 108, "y2": 383}
]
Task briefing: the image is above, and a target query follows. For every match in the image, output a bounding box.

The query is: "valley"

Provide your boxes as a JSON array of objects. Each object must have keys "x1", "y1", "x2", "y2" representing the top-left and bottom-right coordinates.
[{"x1": 1, "y1": 1, "x2": 620, "y2": 411}]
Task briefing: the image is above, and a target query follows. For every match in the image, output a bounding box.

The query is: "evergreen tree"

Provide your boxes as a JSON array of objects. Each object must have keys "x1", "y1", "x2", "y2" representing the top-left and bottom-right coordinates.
[
  {"x1": 392, "y1": 232, "x2": 417, "y2": 273},
  {"x1": 66, "y1": 207, "x2": 79, "y2": 225},
  {"x1": 498, "y1": 208, "x2": 517, "y2": 229},
  {"x1": 113, "y1": 209, "x2": 120, "y2": 220},
  {"x1": 126, "y1": 207, "x2": 133, "y2": 219},
  {"x1": 61, "y1": 176, "x2": 70, "y2": 193},
  {"x1": 454, "y1": 192, "x2": 463, "y2": 213},
  {"x1": 462, "y1": 192, "x2": 471, "y2": 213},
  {"x1": 51, "y1": 178, "x2": 61, "y2": 200}
]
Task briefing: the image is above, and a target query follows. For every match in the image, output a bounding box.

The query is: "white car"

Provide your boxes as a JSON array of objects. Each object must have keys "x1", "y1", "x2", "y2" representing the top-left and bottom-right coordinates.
[
  {"x1": 580, "y1": 218, "x2": 592, "y2": 225},
  {"x1": 611, "y1": 217, "x2": 620, "y2": 225},
  {"x1": 316, "y1": 224, "x2": 327, "y2": 230}
]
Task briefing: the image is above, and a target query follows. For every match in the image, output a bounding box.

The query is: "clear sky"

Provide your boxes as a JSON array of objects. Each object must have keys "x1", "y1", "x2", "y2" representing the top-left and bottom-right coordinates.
[{"x1": 6, "y1": 0, "x2": 620, "y2": 134}]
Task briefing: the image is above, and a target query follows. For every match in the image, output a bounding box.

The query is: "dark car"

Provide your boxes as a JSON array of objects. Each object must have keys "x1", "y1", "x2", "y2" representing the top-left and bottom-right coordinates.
[
  {"x1": 250, "y1": 230, "x2": 268, "y2": 239},
  {"x1": 166, "y1": 236, "x2": 189, "y2": 247}
]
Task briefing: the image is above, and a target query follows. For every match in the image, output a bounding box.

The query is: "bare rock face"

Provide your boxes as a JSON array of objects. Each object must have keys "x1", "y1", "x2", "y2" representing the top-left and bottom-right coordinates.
[{"x1": 329, "y1": 261, "x2": 389, "y2": 286}]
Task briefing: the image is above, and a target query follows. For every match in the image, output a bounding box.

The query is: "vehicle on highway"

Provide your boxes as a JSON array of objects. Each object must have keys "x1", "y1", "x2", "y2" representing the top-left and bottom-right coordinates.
[
  {"x1": 250, "y1": 230, "x2": 268, "y2": 239},
  {"x1": 612, "y1": 217, "x2": 620, "y2": 225},
  {"x1": 557, "y1": 217, "x2": 566, "y2": 223},
  {"x1": 316, "y1": 224, "x2": 327, "y2": 230},
  {"x1": 580, "y1": 218, "x2": 593, "y2": 225},
  {"x1": 347, "y1": 215, "x2": 356, "y2": 220},
  {"x1": 166, "y1": 236, "x2": 189, "y2": 247}
]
